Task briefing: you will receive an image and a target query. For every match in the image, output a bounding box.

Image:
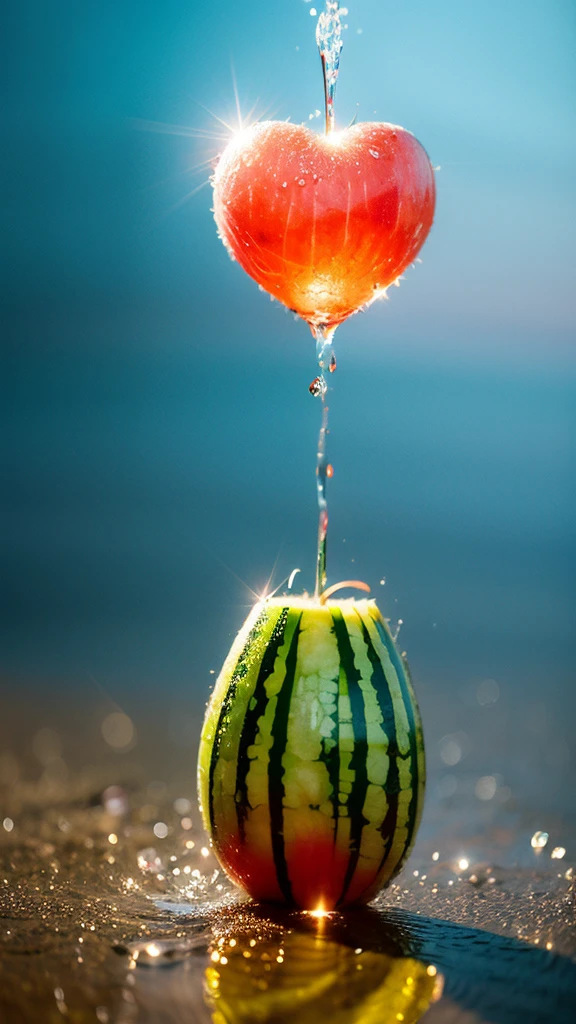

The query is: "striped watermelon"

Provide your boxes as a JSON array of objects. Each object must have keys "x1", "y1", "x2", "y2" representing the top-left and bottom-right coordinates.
[{"x1": 197, "y1": 597, "x2": 425, "y2": 910}]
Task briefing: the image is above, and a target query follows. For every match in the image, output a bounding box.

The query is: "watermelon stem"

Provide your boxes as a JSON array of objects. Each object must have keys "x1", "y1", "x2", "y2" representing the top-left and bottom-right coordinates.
[{"x1": 320, "y1": 580, "x2": 371, "y2": 604}]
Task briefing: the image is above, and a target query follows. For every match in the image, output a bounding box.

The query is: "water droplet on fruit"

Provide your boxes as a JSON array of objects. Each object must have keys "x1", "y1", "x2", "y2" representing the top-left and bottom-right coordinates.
[
  {"x1": 281, "y1": 182, "x2": 287, "y2": 188},
  {"x1": 309, "y1": 376, "x2": 327, "y2": 398},
  {"x1": 369, "y1": 149, "x2": 380, "y2": 159},
  {"x1": 298, "y1": 178, "x2": 306, "y2": 186}
]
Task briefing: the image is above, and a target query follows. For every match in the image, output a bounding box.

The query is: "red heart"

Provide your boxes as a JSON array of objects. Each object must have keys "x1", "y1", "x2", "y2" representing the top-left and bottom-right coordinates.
[{"x1": 213, "y1": 120, "x2": 435, "y2": 329}]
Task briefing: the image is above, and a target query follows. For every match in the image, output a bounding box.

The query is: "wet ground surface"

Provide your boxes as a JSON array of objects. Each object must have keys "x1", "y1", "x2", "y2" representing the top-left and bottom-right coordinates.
[
  {"x1": 4, "y1": 327, "x2": 575, "y2": 1021},
  {"x1": 0, "y1": 704, "x2": 574, "y2": 1024}
]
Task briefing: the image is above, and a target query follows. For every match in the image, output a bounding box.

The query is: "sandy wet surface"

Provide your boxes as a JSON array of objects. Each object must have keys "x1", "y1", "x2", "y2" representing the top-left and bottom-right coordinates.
[{"x1": 0, "y1": 692, "x2": 574, "y2": 1024}]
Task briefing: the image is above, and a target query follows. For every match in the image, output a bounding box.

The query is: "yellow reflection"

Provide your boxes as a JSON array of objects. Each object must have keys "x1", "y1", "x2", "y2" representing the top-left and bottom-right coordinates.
[
  {"x1": 204, "y1": 924, "x2": 442, "y2": 1024},
  {"x1": 305, "y1": 900, "x2": 331, "y2": 921}
]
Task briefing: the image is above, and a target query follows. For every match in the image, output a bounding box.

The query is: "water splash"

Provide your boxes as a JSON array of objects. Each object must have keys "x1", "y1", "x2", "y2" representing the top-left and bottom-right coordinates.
[{"x1": 316, "y1": 1, "x2": 344, "y2": 134}]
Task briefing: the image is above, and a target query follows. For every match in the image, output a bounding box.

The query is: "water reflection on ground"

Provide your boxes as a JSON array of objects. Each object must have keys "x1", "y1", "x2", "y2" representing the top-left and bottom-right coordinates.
[
  {"x1": 203, "y1": 910, "x2": 441, "y2": 1024},
  {"x1": 0, "y1": 724, "x2": 574, "y2": 1024}
]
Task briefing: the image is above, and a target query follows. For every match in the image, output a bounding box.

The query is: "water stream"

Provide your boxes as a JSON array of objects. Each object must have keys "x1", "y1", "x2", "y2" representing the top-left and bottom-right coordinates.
[
  {"x1": 316, "y1": 1, "x2": 344, "y2": 136},
  {"x1": 309, "y1": 2, "x2": 345, "y2": 597},
  {"x1": 311, "y1": 326, "x2": 335, "y2": 597}
]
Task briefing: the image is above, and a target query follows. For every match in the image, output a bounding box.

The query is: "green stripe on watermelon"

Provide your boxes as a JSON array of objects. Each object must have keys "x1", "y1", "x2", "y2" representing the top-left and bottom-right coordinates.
[
  {"x1": 202, "y1": 604, "x2": 283, "y2": 843},
  {"x1": 402, "y1": 650, "x2": 427, "y2": 841},
  {"x1": 267, "y1": 612, "x2": 303, "y2": 903},
  {"x1": 330, "y1": 607, "x2": 370, "y2": 904},
  {"x1": 234, "y1": 607, "x2": 290, "y2": 844},
  {"x1": 356, "y1": 612, "x2": 401, "y2": 884},
  {"x1": 370, "y1": 609, "x2": 424, "y2": 879},
  {"x1": 342, "y1": 606, "x2": 398, "y2": 899}
]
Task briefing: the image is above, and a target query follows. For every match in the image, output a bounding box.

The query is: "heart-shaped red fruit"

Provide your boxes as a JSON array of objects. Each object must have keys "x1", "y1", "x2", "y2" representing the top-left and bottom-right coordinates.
[{"x1": 213, "y1": 120, "x2": 435, "y2": 329}]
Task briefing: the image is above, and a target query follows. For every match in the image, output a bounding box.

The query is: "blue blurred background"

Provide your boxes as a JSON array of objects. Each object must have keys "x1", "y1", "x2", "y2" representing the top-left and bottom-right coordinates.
[{"x1": 2, "y1": 2, "x2": 575, "y2": 823}]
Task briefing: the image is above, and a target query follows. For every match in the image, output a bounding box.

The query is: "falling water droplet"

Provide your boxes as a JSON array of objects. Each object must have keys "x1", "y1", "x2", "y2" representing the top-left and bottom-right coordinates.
[
  {"x1": 309, "y1": 376, "x2": 327, "y2": 398},
  {"x1": 329, "y1": 352, "x2": 337, "y2": 372},
  {"x1": 326, "y1": 464, "x2": 334, "y2": 478}
]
